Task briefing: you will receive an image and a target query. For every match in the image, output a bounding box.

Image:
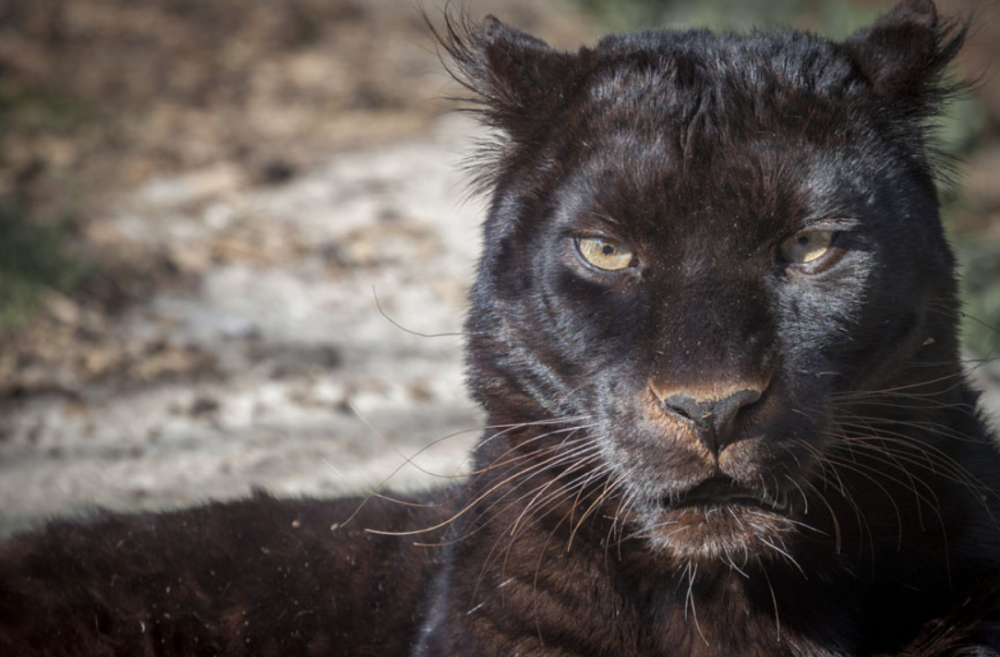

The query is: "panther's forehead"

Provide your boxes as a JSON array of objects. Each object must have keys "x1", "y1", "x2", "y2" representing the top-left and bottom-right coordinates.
[
  {"x1": 548, "y1": 134, "x2": 853, "y2": 247},
  {"x1": 574, "y1": 30, "x2": 867, "y2": 148}
]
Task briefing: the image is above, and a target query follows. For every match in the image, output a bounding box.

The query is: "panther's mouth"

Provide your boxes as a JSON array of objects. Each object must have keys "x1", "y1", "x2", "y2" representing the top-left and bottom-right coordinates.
[
  {"x1": 645, "y1": 477, "x2": 803, "y2": 560},
  {"x1": 665, "y1": 478, "x2": 792, "y2": 514}
]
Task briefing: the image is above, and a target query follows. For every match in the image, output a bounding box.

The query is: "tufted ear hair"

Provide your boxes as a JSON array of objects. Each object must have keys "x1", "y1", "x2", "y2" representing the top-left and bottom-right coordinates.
[
  {"x1": 430, "y1": 13, "x2": 573, "y2": 145},
  {"x1": 844, "y1": 0, "x2": 966, "y2": 116}
]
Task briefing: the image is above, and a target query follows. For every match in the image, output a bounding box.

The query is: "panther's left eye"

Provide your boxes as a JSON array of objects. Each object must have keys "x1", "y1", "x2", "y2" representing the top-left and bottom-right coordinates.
[
  {"x1": 780, "y1": 230, "x2": 835, "y2": 264},
  {"x1": 576, "y1": 238, "x2": 634, "y2": 271}
]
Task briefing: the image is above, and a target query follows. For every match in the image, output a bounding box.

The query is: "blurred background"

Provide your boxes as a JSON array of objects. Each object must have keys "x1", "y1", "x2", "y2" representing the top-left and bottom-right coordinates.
[{"x1": 0, "y1": 0, "x2": 997, "y2": 537}]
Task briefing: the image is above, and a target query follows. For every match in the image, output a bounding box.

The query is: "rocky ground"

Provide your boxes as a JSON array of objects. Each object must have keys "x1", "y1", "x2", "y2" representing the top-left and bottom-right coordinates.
[{"x1": 0, "y1": 0, "x2": 997, "y2": 538}]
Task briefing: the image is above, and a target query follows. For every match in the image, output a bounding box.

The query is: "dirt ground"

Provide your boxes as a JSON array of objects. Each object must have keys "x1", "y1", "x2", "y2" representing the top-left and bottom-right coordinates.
[{"x1": 0, "y1": 0, "x2": 997, "y2": 538}]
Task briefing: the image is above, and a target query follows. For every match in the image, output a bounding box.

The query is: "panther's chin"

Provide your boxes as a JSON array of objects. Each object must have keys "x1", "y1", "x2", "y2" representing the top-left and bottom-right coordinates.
[
  {"x1": 643, "y1": 504, "x2": 802, "y2": 565},
  {"x1": 640, "y1": 480, "x2": 804, "y2": 564}
]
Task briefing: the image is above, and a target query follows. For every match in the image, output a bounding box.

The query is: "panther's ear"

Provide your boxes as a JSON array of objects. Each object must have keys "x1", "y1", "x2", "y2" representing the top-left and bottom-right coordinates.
[
  {"x1": 844, "y1": 0, "x2": 965, "y2": 109},
  {"x1": 431, "y1": 13, "x2": 572, "y2": 144}
]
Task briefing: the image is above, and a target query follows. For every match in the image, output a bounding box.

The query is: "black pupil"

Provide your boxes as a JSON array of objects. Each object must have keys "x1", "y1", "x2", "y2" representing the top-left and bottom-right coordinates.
[
  {"x1": 797, "y1": 236, "x2": 810, "y2": 246},
  {"x1": 602, "y1": 244, "x2": 615, "y2": 255}
]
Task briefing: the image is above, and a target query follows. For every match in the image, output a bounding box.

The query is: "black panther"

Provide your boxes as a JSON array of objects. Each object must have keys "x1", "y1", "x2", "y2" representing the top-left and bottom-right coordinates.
[{"x1": 2, "y1": 1, "x2": 999, "y2": 655}]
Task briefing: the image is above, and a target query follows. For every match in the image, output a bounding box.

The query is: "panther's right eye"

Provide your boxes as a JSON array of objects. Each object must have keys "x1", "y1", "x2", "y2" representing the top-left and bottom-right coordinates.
[
  {"x1": 575, "y1": 238, "x2": 634, "y2": 271},
  {"x1": 779, "y1": 230, "x2": 835, "y2": 265}
]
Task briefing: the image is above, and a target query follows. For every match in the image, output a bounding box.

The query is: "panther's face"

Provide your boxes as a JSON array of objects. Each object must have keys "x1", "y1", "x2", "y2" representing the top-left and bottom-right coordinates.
[
  {"x1": 513, "y1": 126, "x2": 951, "y2": 564},
  {"x1": 453, "y1": 0, "x2": 965, "y2": 565}
]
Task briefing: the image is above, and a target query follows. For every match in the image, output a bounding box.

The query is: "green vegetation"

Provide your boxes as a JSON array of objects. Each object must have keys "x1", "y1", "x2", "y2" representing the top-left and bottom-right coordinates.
[
  {"x1": 567, "y1": 0, "x2": 889, "y2": 34},
  {"x1": 0, "y1": 202, "x2": 92, "y2": 329},
  {"x1": 954, "y1": 239, "x2": 1000, "y2": 360},
  {"x1": 0, "y1": 87, "x2": 93, "y2": 136},
  {"x1": 0, "y1": 83, "x2": 97, "y2": 331}
]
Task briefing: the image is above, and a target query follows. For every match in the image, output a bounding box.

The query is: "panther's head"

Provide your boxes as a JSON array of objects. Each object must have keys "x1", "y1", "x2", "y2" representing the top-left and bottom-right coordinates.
[{"x1": 444, "y1": 0, "x2": 979, "y2": 567}]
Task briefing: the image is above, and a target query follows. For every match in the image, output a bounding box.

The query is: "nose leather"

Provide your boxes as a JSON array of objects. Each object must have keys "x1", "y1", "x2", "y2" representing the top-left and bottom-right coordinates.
[{"x1": 658, "y1": 388, "x2": 763, "y2": 455}]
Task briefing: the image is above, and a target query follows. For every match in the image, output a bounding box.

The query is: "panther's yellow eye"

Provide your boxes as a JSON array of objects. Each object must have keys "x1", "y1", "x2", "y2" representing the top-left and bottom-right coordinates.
[
  {"x1": 576, "y1": 238, "x2": 634, "y2": 271},
  {"x1": 780, "y1": 230, "x2": 834, "y2": 264}
]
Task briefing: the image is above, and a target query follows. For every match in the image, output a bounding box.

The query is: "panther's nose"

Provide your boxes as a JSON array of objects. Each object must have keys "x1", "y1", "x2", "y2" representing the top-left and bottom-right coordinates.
[{"x1": 654, "y1": 387, "x2": 764, "y2": 456}]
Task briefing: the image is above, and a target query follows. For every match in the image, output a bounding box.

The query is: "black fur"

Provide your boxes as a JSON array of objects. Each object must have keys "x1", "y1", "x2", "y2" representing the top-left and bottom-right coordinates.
[{"x1": 3, "y1": 1, "x2": 1000, "y2": 655}]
